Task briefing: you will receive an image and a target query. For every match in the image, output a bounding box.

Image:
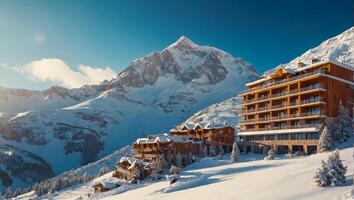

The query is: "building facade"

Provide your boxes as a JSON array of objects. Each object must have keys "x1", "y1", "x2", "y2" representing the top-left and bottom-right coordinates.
[
  {"x1": 170, "y1": 123, "x2": 235, "y2": 153},
  {"x1": 238, "y1": 60, "x2": 354, "y2": 155},
  {"x1": 133, "y1": 133, "x2": 202, "y2": 166}
]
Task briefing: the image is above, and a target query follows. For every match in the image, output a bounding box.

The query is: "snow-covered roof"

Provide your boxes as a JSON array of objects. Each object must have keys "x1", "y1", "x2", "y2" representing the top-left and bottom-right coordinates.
[
  {"x1": 135, "y1": 133, "x2": 201, "y2": 144},
  {"x1": 246, "y1": 59, "x2": 353, "y2": 87},
  {"x1": 94, "y1": 179, "x2": 119, "y2": 189},
  {"x1": 119, "y1": 156, "x2": 149, "y2": 166},
  {"x1": 177, "y1": 122, "x2": 234, "y2": 130}
]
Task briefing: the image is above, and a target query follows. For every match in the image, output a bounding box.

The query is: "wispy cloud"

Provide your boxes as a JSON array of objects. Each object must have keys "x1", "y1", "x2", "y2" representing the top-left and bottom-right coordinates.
[{"x1": 22, "y1": 58, "x2": 117, "y2": 88}]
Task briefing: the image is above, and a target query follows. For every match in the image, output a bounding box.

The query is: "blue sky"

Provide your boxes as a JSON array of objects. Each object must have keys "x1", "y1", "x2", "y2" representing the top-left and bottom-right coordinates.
[{"x1": 0, "y1": 0, "x2": 353, "y2": 90}]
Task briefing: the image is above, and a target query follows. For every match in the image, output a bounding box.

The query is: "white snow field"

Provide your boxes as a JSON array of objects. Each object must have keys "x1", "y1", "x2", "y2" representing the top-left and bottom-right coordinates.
[{"x1": 21, "y1": 139, "x2": 353, "y2": 200}]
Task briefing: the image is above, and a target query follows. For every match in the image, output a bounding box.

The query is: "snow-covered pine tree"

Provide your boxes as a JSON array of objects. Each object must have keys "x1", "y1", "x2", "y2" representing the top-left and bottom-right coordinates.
[
  {"x1": 176, "y1": 153, "x2": 183, "y2": 168},
  {"x1": 262, "y1": 145, "x2": 267, "y2": 155},
  {"x1": 333, "y1": 100, "x2": 353, "y2": 142},
  {"x1": 218, "y1": 142, "x2": 224, "y2": 155},
  {"x1": 314, "y1": 160, "x2": 331, "y2": 187},
  {"x1": 202, "y1": 145, "x2": 208, "y2": 157},
  {"x1": 169, "y1": 165, "x2": 180, "y2": 175},
  {"x1": 327, "y1": 150, "x2": 347, "y2": 186},
  {"x1": 210, "y1": 145, "x2": 217, "y2": 157},
  {"x1": 230, "y1": 141, "x2": 239, "y2": 162},
  {"x1": 319, "y1": 125, "x2": 334, "y2": 152},
  {"x1": 98, "y1": 166, "x2": 111, "y2": 177},
  {"x1": 352, "y1": 145, "x2": 354, "y2": 197},
  {"x1": 264, "y1": 149, "x2": 275, "y2": 160}
]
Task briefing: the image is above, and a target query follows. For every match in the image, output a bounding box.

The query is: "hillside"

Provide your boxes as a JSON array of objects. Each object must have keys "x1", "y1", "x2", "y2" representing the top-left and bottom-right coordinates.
[
  {"x1": 0, "y1": 36, "x2": 258, "y2": 190},
  {"x1": 17, "y1": 140, "x2": 354, "y2": 200}
]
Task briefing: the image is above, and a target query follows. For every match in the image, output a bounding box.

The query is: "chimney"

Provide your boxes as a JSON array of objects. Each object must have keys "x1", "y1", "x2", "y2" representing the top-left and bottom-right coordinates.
[
  {"x1": 311, "y1": 58, "x2": 319, "y2": 64},
  {"x1": 297, "y1": 62, "x2": 306, "y2": 68}
]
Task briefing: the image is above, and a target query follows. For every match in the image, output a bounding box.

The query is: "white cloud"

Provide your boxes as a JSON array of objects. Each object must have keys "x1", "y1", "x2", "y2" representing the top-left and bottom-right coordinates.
[
  {"x1": 33, "y1": 32, "x2": 46, "y2": 43},
  {"x1": 22, "y1": 58, "x2": 117, "y2": 88}
]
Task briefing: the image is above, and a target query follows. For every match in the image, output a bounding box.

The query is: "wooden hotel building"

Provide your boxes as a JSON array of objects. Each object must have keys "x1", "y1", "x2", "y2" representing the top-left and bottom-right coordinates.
[{"x1": 238, "y1": 59, "x2": 354, "y2": 155}]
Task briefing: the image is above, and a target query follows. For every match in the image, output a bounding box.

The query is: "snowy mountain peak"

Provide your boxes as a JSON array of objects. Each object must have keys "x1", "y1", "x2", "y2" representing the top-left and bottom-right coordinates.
[
  {"x1": 276, "y1": 26, "x2": 353, "y2": 73},
  {"x1": 168, "y1": 35, "x2": 198, "y2": 49}
]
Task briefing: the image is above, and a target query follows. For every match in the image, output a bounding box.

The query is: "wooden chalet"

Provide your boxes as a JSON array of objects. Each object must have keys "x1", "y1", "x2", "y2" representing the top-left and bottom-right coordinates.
[
  {"x1": 133, "y1": 133, "x2": 202, "y2": 166},
  {"x1": 92, "y1": 180, "x2": 119, "y2": 193},
  {"x1": 113, "y1": 157, "x2": 152, "y2": 181},
  {"x1": 170, "y1": 122, "x2": 235, "y2": 153}
]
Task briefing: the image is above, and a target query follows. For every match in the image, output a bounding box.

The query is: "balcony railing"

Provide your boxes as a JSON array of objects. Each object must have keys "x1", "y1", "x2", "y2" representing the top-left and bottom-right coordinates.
[
  {"x1": 243, "y1": 84, "x2": 326, "y2": 104},
  {"x1": 240, "y1": 123, "x2": 322, "y2": 132},
  {"x1": 242, "y1": 97, "x2": 325, "y2": 114},
  {"x1": 241, "y1": 69, "x2": 327, "y2": 95},
  {"x1": 239, "y1": 111, "x2": 324, "y2": 124}
]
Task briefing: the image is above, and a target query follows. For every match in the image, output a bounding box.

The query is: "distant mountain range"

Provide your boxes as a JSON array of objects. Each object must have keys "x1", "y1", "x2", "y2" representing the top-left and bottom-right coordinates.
[{"x1": 0, "y1": 36, "x2": 258, "y2": 190}]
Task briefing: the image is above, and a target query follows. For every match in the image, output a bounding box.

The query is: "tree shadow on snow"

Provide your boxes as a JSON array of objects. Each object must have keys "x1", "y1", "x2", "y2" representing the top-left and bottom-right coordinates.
[{"x1": 161, "y1": 163, "x2": 284, "y2": 194}]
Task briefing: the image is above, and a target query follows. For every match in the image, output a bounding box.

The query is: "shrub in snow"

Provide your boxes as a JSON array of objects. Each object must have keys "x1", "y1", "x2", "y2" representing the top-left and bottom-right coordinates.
[
  {"x1": 327, "y1": 150, "x2": 347, "y2": 186},
  {"x1": 319, "y1": 125, "x2": 334, "y2": 152},
  {"x1": 333, "y1": 101, "x2": 353, "y2": 142},
  {"x1": 314, "y1": 160, "x2": 331, "y2": 187},
  {"x1": 314, "y1": 150, "x2": 347, "y2": 187},
  {"x1": 230, "y1": 141, "x2": 239, "y2": 162},
  {"x1": 264, "y1": 149, "x2": 275, "y2": 160}
]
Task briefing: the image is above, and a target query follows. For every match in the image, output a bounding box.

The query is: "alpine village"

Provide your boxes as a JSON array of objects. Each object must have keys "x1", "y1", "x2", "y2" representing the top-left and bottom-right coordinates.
[{"x1": 90, "y1": 59, "x2": 354, "y2": 194}]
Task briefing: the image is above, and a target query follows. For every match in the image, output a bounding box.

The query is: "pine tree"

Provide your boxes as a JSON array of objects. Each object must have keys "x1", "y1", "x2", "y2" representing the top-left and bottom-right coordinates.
[
  {"x1": 230, "y1": 141, "x2": 239, "y2": 162},
  {"x1": 176, "y1": 153, "x2": 183, "y2": 168},
  {"x1": 314, "y1": 160, "x2": 331, "y2": 187},
  {"x1": 210, "y1": 145, "x2": 217, "y2": 157},
  {"x1": 319, "y1": 125, "x2": 334, "y2": 152},
  {"x1": 265, "y1": 149, "x2": 275, "y2": 160},
  {"x1": 327, "y1": 150, "x2": 347, "y2": 186},
  {"x1": 218, "y1": 143, "x2": 224, "y2": 156},
  {"x1": 98, "y1": 167, "x2": 110, "y2": 177},
  {"x1": 202, "y1": 145, "x2": 208, "y2": 157},
  {"x1": 333, "y1": 101, "x2": 353, "y2": 142}
]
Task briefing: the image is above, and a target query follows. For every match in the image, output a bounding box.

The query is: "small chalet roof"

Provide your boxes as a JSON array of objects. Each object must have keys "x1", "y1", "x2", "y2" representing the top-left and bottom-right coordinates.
[
  {"x1": 176, "y1": 122, "x2": 234, "y2": 131},
  {"x1": 119, "y1": 156, "x2": 149, "y2": 167},
  {"x1": 93, "y1": 179, "x2": 119, "y2": 189},
  {"x1": 135, "y1": 133, "x2": 200, "y2": 144}
]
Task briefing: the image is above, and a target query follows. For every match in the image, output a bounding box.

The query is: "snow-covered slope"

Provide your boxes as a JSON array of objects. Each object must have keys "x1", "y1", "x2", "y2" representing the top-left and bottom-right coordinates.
[
  {"x1": 0, "y1": 36, "x2": 258, "y2": 190},
  {"x1": 177, "y1": 96, "x2": 242, "y2": 129},
  {"x1": 266, "y1": 26, "x2": 354, "y2": 75},
  {"x1": 20, "y1": 140, "x2": 354, "y2": 200}
]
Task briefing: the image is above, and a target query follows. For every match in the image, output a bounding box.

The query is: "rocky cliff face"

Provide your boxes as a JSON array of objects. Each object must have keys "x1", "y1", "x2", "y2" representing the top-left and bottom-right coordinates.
[{"x1": 0, "y1": 36, "x2": 258, "y2": 190}]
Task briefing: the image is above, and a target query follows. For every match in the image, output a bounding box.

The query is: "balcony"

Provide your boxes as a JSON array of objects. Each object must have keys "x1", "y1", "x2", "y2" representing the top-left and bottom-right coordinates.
[
  {"x1": 241, "y1": 123, "x2": 322, "y2": 132},
  {"x1": 240, "y1": 69, "x2": 327, "y2": 95},
  {"x1": 242, "y1": 85, "x2": 326, "y2": 108},
  {"x1": 239, "y1": 111, "x2": 324, "y2": 124},
  {"x1": 241, "y1": 97, "x2": 325, "y2": 115}
]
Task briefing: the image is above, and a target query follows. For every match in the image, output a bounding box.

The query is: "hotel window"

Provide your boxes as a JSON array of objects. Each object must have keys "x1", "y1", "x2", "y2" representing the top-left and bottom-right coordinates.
[
  {"x1": 291, "y1": 133, "x2": 304, "y2": 140},
  {"x1": 265, "y1": 135, "x2": 275, "y2": 140},
  {"x1": 306, "y1": 133, "x2": 319, "y2": 140},
  {"x1": 277, "y1": 134, "x2": 289, "y2": 140}
]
